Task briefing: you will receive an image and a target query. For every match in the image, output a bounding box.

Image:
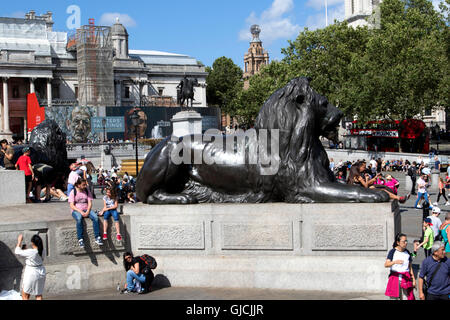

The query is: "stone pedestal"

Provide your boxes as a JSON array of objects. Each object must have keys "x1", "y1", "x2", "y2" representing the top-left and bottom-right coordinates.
[
  {"x1": 125, "y1": 201, "x2": 400, "y2": 293},
  {"x1": 171, "y1": 111, "x2": 202, "y2": 137}
]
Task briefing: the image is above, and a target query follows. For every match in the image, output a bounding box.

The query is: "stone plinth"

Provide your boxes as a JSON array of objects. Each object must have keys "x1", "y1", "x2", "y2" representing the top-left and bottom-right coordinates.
[
  {"x1": 0, "y1": 170, "x2": 25, "y2": 205},
  {"x1": 125, "y1": 201, "x2": 400, "y2": 293},
  {"x1": 171, "y1": 111, "x2": 202, "y2": 137},
  {"x1": 0, "y1": 210, "x2": 131, "y2": 296}
]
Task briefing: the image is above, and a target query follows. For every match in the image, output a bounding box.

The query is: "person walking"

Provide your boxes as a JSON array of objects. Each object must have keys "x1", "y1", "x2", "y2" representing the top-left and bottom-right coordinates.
[
  {"x1": 434, "y1": 176, "x2": 450, "y2": 206},
  {"x1": 440, "y1": 213, "x2": 450, "y2": 258},
  {"x1": 385, "y1": 233, "x2": 416, "y2": 300},
  {"x1": 69, "y1": 178, "x2": 103, "y2": 248},
  {"x1": 418, "y1": 242, "x2": 450, "y2": 300},
  {"x1": 414, "y1": 175, "x2": 433, "y2": 209},
  {"x1": 416, "y1": 218, "x2": 435, "y2": 258},
  {"x1": 14, "y1": 234, "x2": 46, "y2": 300},
  {"x1": 408, "y1": 162, "x2": 418, "y2": 195}
]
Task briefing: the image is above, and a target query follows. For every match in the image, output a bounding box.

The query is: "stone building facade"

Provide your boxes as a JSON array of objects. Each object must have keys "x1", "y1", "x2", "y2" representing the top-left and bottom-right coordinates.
[{"x1": 0, "y1": 11, "x2": 207, "y2": 141}]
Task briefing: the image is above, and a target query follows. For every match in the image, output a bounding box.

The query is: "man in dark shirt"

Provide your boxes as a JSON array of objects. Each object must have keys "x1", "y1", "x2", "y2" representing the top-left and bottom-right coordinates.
[
  {"x1": 408, "y1": 162, "x2": 418, "y2": 195},
  {"x1": 418, "y1": 242, "x2": 450, "y2": 300}
]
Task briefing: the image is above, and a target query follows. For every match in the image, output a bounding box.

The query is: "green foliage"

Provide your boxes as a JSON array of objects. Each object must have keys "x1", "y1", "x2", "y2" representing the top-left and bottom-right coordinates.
[
  {"x1": 206, "y1": 57, "x2": 243, "y2": 115},
  {"x1": 234, "y1": 61, "x2": 292, "y2": 126},
  {"x1": 237, "y1": 0, "x2": 448, "y2": 123}
]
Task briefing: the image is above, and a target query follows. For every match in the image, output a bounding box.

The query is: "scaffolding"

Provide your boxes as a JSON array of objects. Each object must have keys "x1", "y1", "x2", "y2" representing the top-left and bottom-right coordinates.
[{"x1": 76, "y1": 20, "x2": 114, "y2": 107}]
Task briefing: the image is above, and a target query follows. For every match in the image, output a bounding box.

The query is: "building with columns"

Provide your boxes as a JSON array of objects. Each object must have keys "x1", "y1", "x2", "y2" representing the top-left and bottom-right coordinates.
[{"x1": 0, "y1": 11, "x2": 207, "y2": 141}]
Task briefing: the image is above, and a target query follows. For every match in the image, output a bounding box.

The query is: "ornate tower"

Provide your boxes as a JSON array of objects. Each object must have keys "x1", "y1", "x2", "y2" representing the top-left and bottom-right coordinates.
[{"x1": 243, "y1": 25, "x2": 269, "y2": 83}]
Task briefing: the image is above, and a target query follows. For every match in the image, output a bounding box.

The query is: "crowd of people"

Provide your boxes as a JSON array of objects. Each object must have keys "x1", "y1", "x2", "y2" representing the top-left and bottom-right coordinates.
[
  {"x1": 329, "y1": 156, "x2": 449, "y2": 300},
  {"x1": 5, "y1": 139, "x2": 449, "y2": 300}
]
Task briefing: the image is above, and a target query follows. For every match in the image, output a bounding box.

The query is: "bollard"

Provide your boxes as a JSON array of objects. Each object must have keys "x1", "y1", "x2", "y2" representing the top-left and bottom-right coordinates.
[
  {"x1": 405, "y1": 176, "x2": 412, "y2": 193},
  {"x1": 431, "y1": 171, "x2": 440, "y2": 192}
]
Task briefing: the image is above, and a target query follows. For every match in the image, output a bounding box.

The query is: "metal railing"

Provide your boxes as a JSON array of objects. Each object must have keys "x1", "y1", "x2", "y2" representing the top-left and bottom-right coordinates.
[{"x1": 66, "y1": 142, "x2": 150, "y2": 158}]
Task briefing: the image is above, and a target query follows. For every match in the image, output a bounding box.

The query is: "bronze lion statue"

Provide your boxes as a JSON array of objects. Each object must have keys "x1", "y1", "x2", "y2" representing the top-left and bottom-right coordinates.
[{"x1": 136, "y1": 77, "x2": 389, "y2": 204}]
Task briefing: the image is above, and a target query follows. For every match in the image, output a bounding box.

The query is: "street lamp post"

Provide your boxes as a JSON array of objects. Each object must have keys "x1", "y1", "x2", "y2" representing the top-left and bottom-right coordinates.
[
  {"x1": 102, "y1": 118, "x2": 107, "y2": 143},
  {"x1": 130, "y1": 110, "x2": 140, "y2": 177}
]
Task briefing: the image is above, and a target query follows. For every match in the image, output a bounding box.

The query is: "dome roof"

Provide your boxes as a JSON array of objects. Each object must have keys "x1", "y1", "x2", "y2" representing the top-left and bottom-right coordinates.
[{"x1": 111, "y1": 18, "x2": 128, "y2": 36}]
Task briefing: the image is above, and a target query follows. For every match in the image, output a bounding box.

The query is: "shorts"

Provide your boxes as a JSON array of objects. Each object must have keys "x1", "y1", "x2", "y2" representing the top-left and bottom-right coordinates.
[
  {"x1": 25, "y1": 175, "x2": 33, "y2": 183},
  {"x1": 103, "y1": 209, "x2": 120, "y2": 221}
]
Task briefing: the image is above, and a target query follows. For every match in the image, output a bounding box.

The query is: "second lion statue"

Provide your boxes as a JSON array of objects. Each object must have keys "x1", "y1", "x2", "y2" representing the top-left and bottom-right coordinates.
[{"x1": 136, "y1": 77, "x2": 390, "y2": 204}]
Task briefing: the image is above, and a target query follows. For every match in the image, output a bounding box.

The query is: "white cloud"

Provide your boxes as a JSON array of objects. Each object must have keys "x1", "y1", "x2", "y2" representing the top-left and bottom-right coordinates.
[
  {"x1": 304, "y1": 0, "x2": 345, "y2": 30},
  {"x1": 99, "y1": 13, "x2": 137, "y2": 28},
  {"x1": 239, "y1": 0, "x2": 301, "y2": 44},
  {"x1": 306, "y1": 0, "x2": 344, "y2": 10}
]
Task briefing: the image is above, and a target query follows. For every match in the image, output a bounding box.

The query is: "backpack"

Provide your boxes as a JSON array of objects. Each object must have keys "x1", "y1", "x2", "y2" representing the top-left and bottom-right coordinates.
[{"x1": 139, "y1": 254, "x2": 157, "y2": 274}]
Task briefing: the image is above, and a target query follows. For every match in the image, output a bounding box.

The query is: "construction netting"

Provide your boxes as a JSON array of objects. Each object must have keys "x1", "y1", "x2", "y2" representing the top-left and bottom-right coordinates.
[{"x1": 76, "y1": 25, "x2": 114, "y2": 107}]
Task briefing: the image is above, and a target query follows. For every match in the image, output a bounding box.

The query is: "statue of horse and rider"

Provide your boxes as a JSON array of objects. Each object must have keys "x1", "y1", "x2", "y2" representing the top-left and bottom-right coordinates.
[{"x1": 177, "y1": 76, "x2": 198, "y2": 108}]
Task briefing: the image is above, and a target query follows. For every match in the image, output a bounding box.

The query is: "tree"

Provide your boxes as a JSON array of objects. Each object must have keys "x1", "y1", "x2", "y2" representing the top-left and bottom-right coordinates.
[
  {"x1": 206, "y1": 57, "x2": 243, "y2": 115},
  {"x1": 281, "y1": 21, "x2": 370, "y2": 117},
  {"x1": 238, "y1": 0, "x2": 448, "y2": 123},
  {"x1": 345, "y1": 0, "x2": 448, "y2": 121},
  {"x1": 233, "y1": 61, "x2": 292, "y2": 126}
]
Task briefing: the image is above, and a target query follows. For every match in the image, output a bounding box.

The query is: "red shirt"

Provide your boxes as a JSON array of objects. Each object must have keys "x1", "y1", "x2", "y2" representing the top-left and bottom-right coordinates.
[{"x1": 16, "y1": 155, "x2": 32, "y2": 176}]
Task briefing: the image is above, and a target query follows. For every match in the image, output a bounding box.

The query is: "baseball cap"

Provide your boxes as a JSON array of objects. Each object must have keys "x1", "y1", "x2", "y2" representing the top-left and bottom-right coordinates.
[
  {"x1": 432, "y1": 207, "x2": 441, "y2": 214},
  {"x1": 424, "y1": 218, "x2": 433, "y2": 226},
  {"x1": 22, "y1": 147, "x2": 30, "y2": 153}
]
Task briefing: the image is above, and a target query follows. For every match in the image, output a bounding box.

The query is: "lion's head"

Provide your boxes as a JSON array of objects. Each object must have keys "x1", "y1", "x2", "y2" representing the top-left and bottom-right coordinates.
[
  {"x1": 255, "y1": 77, "x2": 342, "y2": 142},
  {"x1": 254, "y1": 77, "x2": 342, "y2": 194},
  {"x1": 29, "y1": 119, "x2": 68, "y2": 173}
]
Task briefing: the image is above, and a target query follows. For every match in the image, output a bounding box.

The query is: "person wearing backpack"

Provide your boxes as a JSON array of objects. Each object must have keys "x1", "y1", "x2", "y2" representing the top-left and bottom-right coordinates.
[
  {"x1": 418, "y1": 242, "x2": 450, "y2": 300},
  {"x1": 69, "y1": 178, "x2": 103, "y2": 248},
  {"x1": 121, "y1": 252, "x2": 154, "y2": 294}
]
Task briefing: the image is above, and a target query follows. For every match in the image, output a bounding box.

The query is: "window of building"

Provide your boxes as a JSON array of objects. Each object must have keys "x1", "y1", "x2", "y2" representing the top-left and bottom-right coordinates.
[
  {"x1": 74, "y1": 86, "x2": 78, "y2": 99},
  {"x1": 125, "y1": 86, "x2": 130, "y2": 99},
  {"x1": 425, "y1": 108, "x2": 432, "y2": 116},
  {"x1": 158, "y1": 87, "x2": 164, "y2": 96},
  {"x1": 352, "y1": 0, "x2": 355, "y2": 14}
]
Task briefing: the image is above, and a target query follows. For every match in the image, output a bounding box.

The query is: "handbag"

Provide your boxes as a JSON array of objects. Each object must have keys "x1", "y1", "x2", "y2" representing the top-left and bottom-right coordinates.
[{"x1": 423, "y1": 261, "x2": 442, "y2": 297}]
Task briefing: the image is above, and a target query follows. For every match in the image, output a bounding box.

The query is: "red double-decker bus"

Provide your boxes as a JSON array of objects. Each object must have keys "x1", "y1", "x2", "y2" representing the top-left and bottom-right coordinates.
[{"x1": 347, "y1": 119, "x2": 429, "y2": 153}]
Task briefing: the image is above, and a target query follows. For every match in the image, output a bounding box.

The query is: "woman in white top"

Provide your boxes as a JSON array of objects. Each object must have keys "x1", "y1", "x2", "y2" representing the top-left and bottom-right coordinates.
[{"x1": 14, "y1": 234, "x2": 46, "y2": 300}]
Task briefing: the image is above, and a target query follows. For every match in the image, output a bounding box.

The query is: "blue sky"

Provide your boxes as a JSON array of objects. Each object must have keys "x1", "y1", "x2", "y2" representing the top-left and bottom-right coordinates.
[{"x1": 2, "y1": 0, "x2": 347, "y2": 69}]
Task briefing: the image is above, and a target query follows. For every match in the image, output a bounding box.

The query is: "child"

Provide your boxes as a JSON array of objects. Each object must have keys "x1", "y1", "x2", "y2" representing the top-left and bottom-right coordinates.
[
  {"x1": 69, "y1": 178, "x2": 103, "y2": 248},
  {"x1": 15, "y1": 147, "x2": 34, "y2": 203},
  {"x1": 416, "y1": 218, "x2": 434, "y2": 258},
  {"x1": 67, "y1": 163, "x2": 80, "y2": 197},
  {"x1": 98, "y1": 187, "x2": 122, "y2": 242}
]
